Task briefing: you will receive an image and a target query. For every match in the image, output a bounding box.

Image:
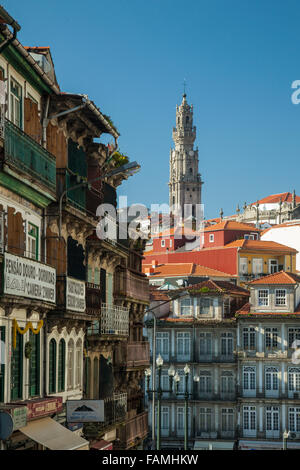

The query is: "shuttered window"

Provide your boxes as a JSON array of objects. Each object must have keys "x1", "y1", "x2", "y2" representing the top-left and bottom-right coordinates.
[
  {"x1": 58, "y1": 339, "x2": 66, "y2": 392},
  {"x1": 29, "y1": 330, "x2": 40, "y2": 397},
  {"x1": 0, "y1": 326, "x2": 5, "y2": 402},
  {"x1": 49, "y1": 339, "x2": 57, "y2": 393},
  {"x1": 11, "y1": 331, "x2": 23, "y2": 400}
]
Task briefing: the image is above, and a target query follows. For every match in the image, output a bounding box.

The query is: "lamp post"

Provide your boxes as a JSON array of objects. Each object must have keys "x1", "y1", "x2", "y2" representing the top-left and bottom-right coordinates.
[
  {"x1": 145, "y1": 358, "x2": 199, "y2": 451},
  {"x1": 144, "y1": 289, "x2": 189, "y2": 449}
]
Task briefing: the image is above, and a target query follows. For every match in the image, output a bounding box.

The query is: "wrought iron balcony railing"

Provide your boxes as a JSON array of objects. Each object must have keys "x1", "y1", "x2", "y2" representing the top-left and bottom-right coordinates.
[
  {"x1": 3, "y1": 119, "x2": 56, "y2": 193},
  {"x1": 87, "y1": 303, "x2": 129, "y2": 337}
]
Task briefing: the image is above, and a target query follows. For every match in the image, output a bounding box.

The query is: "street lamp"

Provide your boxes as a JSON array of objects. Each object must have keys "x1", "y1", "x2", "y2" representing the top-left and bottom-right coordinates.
[
  {"x1": 143, "y1": 289, "x2": 189, "y2": 448},
  {"x1": 58, "y1": 160, "x2": 141, "y2": 239},
  {"x1": 145, "y1": 355, "x2": 176, "y2": 450}
]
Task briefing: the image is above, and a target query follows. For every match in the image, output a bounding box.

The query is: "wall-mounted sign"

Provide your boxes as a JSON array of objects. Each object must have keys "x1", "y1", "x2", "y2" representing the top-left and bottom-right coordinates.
[
  {"x1": 66, "y1": 400, "x2": 104, "y2": 423},
  {"x1": 14, "y1": 397, "x2": 63, "y2": 421},
  {"x1": 0, "y1": 405, "x2": 27, "y2": 431},
  {"x1": 66, "y1": 277, "x2": 86, "y2": 312},
  {"x1": 3, "y1": 253, "x2": 56, "y2": 303}
]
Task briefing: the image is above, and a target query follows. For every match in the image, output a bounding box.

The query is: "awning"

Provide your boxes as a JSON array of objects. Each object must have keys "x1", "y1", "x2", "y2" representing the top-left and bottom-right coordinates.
[
  {"x1": 90, "y1": 440, "x2": 113, "y2": 450},
  {"x1": 19, "y1": 417, "x2": 89, "y2": 450},
  {"x1": 194, "y1": 440, "x2": 234, "y2": 450}
]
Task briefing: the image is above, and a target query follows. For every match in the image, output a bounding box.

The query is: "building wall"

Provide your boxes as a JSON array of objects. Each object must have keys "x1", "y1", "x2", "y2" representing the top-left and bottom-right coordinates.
[{"x1": 261, "y1": 225, "x2": 300, "y2": 271}]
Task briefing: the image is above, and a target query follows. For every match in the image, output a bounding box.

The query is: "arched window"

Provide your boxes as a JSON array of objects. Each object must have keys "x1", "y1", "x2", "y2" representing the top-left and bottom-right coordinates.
[
  {"x1": 85, "y1": 357, "x2": 91, "y2": 399},
  {"x1": 49, "y1": 339, "x2": 57, "y2": 393},
  {"x1": 29, "y1": 330, "x2": 40, "y2": 397},
  {"x1": 58, "y1": 339, "x2": 66, "y2": 392},
  {"x1": 11, "y1": 331, "x2": 23, "y2": 400},
  {"x1": 67, "y1": 339, "x2": 74, "y2": 390},
  {"x1": 189, "y1": 168, "x2": 193, "y2": 174},
  {"x1": 75, "y1": 339, "x2": 82, "y2": 388}
]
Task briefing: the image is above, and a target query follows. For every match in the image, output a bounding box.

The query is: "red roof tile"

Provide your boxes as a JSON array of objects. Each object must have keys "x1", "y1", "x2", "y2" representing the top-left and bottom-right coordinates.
[
  {"x1": 225, "y1": 239, "x2": 298, "y2": 253},
  {"x1": 249, "y1": 271, "x2": 300, "y2": 285},
  {"x1": 204, "y1": 220, "x2": 259, "y2": 232},
  {"x1": 142, "y1": 262, "x2": 233, "y2": 278},
  {"x1": 251, "y1": 192, "x2": 300, "y2": 206}
]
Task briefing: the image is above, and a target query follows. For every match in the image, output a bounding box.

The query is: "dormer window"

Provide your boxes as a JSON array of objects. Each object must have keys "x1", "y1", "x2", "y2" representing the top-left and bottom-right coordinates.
[
  {"x1": 275, "y1": 289, "x2": 287, "y2": 306},
  {"x1": 258, "y1": 289, "x2": 269, "y2": 306}
]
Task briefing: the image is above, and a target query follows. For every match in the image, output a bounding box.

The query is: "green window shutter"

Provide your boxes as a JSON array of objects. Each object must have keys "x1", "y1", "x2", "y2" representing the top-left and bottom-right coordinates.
[
  {"x1": 0, "y1": 326, "x2": 5, "y2": 402},
  {"x1": 11, "y1": 332, "x2": 23, "y2": 400},
  {"x1": 94, "y1": 268, "x2": 100, "y2": 286},
  {"x1": 58, "y1": 339, "x2": 66, "y2": 392},
  {"x1": 49, "y1": 339, "x2": 56, "y2": 394},
  {"x1": 87, "y1": 266, "x2": 93, "y2": 283},
  {"x1": 29, "y1": 330, "x2": 40, "y2": 397},
  {"x1": 107, "y1": 273, "x2": 113, "y2": 305}
]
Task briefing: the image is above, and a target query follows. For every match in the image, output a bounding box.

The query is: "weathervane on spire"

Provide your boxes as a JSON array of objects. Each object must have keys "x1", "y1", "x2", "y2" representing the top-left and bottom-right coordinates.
[{"x1": 183, "y1": 78, "x2": 187, "y2": 96}]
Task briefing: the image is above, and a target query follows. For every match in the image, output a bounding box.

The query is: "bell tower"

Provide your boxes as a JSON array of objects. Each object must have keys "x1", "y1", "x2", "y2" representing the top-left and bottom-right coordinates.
[{"x1": 169, "y1": 94, "x2": 203, "y2": 218}]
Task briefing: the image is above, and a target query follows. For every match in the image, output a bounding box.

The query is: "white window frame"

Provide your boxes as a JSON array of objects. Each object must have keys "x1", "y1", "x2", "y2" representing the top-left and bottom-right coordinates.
[
  {"x1": 239, "y1": 257, "x2": 248, "y2": 275},
  {"x1": 275, "y1": 289, "x2": 287, "y2": 306},
  {"x1": 243, "y1": 327, "x2": 256, "y2": 350},
  {"x1": 269, "y1": 259, "x2": 278, "y2": 274},
  {"x1": 209, "y1": 234, "x2": 214, "y2": 243},
  {"x1": 10, "y1": 77, "x2": 22, "y2": 128},
  {"x1": 265, "y1": 327, "x2": 278, "y2": 349},
  {"x1": 156, "y1": 332, "x2": 169, "y2": 360},
  {"x1": 199, "y1": 408, "x2": 212, "y2": 433},
  {"x1": 243, "y1": 406, "x2": 256, "y2": 436},
  {"x1": 289, "y1": 407, "x2": 300, "y2": 432},
  {"x1": 258, "y1": 289, "x2": 269, "y2": 307},
  {"x1": 161, "y1": 239, "x2": 165, "y2": 247},
  {"x1": 176, "y1": 332, "x2": 190, "y2": 359},
  {"x1": 252, "y1": 258, "x2": 263, "y2": 275}
]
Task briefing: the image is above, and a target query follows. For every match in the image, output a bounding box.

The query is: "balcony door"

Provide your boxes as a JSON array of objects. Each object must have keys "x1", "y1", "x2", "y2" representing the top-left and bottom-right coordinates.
[
  {"x1": 243, "y1": 366, "x2": 256, "y2": 397},
  {"x1": 0, "y1": 326, "x2": 5, "y2": 402},
  {"x1": 266, "y1": 406, "x2": 280, "y2": 438},
  {"x1": 265, "y1": 367, "x2": 279, "y2": 398},
  {"x1": 243, "y1": 406, "x2": 256, "y2": 437}
]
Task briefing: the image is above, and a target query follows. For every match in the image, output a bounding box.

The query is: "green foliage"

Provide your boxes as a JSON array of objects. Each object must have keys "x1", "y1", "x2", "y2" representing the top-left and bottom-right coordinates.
[{"x1": 112, "y1": 151, "x2": 129, "y2": 168}]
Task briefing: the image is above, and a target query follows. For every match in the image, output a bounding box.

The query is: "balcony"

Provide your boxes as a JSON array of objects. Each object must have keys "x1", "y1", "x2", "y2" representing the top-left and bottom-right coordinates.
[
  {"x1": 114, "y1": 269, "x2": 149, "y2": 303},
  {"x1": 3, "y1": 119, "x2": 56, "y2": 194},
  {"x1": 86, "y1": 282, "x2": 101, "y2": 316},
  {"x1": 237, "y1": 386, "x2": 300, "y2": 399},
  {"x1": 115, "y1": 341, "x2": 150, "y2": 368},
  {"x1": 116, "y1": 411, "x2": 148, "y2": 449},
  {"x1": 87, "y1": 303, "x2": 129, "y2": 337},
  {"x1": 84, "y1": 393, "x2": 127, "y2": 437}
]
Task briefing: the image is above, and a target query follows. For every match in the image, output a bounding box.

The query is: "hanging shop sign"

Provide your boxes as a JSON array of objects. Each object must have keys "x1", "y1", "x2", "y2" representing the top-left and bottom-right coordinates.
[
  {"x1": 66, "y1": 400, "x2": 104, "y2": 423},
  {"x1": 66, "y1": 277, "x2": 86, "y2": 313},
  {"x1": 3, "y1": 253, "x2": 56, "y2": 303}
]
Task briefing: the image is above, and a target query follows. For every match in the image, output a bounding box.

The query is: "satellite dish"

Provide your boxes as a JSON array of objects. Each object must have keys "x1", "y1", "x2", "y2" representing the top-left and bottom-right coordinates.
[{"x1": 0, "y1": 411, "x2": 14, "y2": 440}]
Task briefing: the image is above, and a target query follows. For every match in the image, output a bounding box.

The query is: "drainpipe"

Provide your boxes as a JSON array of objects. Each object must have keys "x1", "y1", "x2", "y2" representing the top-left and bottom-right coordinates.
[{"x1": 0, "y1": 7, "x2": 21, "y2": 53}]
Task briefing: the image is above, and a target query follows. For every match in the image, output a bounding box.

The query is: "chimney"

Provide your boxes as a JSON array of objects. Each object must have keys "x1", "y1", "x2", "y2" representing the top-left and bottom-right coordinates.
[
  {"x1": 152, "y1": 259, "x2": 158, "y2": 268},
  {"x1": 145, "y1": 267, "x2": 155, "y2": 276}
]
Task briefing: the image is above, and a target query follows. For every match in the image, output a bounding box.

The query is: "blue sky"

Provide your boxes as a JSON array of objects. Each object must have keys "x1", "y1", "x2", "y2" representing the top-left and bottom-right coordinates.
[{"x1": 5, "y1": 0, "x2": 300, "y2": 219}]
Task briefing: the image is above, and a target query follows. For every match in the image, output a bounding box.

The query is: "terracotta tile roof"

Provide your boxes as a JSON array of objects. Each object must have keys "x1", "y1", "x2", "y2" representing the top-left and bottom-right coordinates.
[
  {"x1": 153, "y1": 226, "x2": 200, "y2": 239},
  {"x1": 149, "y1": 287, "x2": 172, "y2": 301},
  {"x1": 225, "y1": 239, "x2": 298, "y2": 253},
  {"x1": 142, "y1": 262, "x2": 233, "y2": 278},
  {"x1": 177, "y1": 279, "x2": 249, "y2": 297},
  {"x1": 204, "y1": 220, "x2": 259, "y2": 232},
  {"x1": 249, "y1": 271, "x2": 300, "y2": 285},
  {"x1": 237, "y1": 301, "x2": 300, "y2": 316},
  {"x1": 251, "y1": 192, "x2": 300, "y2": 206}
]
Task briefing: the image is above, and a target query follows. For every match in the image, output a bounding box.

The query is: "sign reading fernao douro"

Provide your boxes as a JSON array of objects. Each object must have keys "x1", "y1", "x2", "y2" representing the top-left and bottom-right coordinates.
[{"x1": 4, "y1": 253, "x2": 56, "y2": 303}]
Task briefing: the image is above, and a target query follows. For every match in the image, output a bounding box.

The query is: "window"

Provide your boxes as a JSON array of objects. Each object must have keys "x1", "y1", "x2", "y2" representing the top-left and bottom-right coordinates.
[
  {"x1": 221, "y1": 332, "x2": 233, "y2": 356},
  {"x1": 199, "y1": 371, "x2": 212, "y2": 395},
  {"x1": 199, "y1": 333, "x2": 212, "y2": 357},
  {"x1": 94, "y1": 268, "x2": 100, "y2": 285},
  {"x1": 75, "y1": 339, "x2": 82, "y2": 388},
  {"x1": 199, "y1": 408, "x2": 212, "y2": 432},
  {"x1": 161, "y1": 240, "x2": 165, "y2": 247},
  {"x1": 243, "y1": 406, "x2": 256, "y2": 434},
  {"x1": 239, "y1": 257, "x2": 248, "y2": 275},
  {"x1": 11, "y1": 331, "x2": 23, "y2": 400},
  {"x1": 258, "y1": 290, "x2": 269, "y2": 306},
  {"x1": 222, "y1": 409, "x2": 234, "y2": 432},
  {"x1": 58, "y1": 339, "x2": 65, "y2": 392},
  {"x1": 177, "y1": 332, "x2": 190, "y2": 359},
  {"x1": 49, "y1": 339, "x2": 57, "y2": 394},
  {"x1": 198, "y1": 298, "x2": 211, "y2": 315},
  {"x1": 265, "y1": 367, "x2": 279, "y2": 393},
  {"x1": 177, "y1": 407, "x2": 191, "y2": 435},
  {"x1": 27, "y1": 223, "x2": 39, "y2": 260},
  {"x1": 266, "y1": 407, "x2": 279, "y2": 433},
  {"x1": 252, "y1": 258, "x2": 263, "y2": 275},
  {"x1": 288, "y1": 328, "x2": 300, "y2": 348},
  {"x1": 180, "y1": 297, "x2": 192, "y2": 316},
  {"x1": 29, "y1": 330, "x2": 40, "y2": 397},
  {"x1": 288, "y1": 368, "x2": 300, "y2": 392},
  {"x1": 221, "y1": 372, "x2": 234, "y2": 396},
  {"x1": 162, "y1": 407, "x2": 170, "y2": 433},
  {"x1": 269, "y1": 259, "x2": 278, "y2": 274},
  {"x1": 10, "y1": 78, "x2": 22, "y2": 128},
  {"x1": 265, "y1": 328, "x2": 278, "y2": 349},
  {"x1": 289, "y1": 407, "x2": 300, "y2": 432},
  {"x1": 275, "y1": 289, "x2": 287, "y2": 306},
  {"x1": 243, "y1": 366, "x2": 256, "y2": 393},
  {"x1": 243, "y1": 327, "x2": 256, "y2": 350},
  {"x1": 209, "y1": 234, "x2": 214, "y2": 243},
  {"x1": 67, "y1": 339, "x2": 74, "y2": 390},
  {"x1": 156, "y1": 332, "x2": 169, "y2": 359}
]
